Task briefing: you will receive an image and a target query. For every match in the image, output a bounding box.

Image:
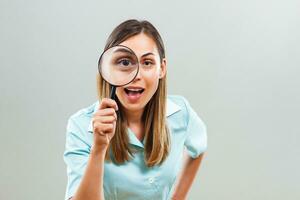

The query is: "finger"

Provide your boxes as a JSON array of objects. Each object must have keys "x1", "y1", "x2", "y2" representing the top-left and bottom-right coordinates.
[
  {"x1": 93, "y1": 115, "x2": 116, "y2": 123},
  {"x1": 94, "y1": 108, "x2": 117, "y2": 117},
  {"x1": 98, "y1": 98, "x2": 118, "y2": 111},
  {"x1": 94, "y1": 122, "x2": 114, "y2": 133},
  {"x1": 93, "y1": 122, "x2": 104, "y2": 135},
  {"x1": 102, "y1": 123, "x2": 114, "y2": 132}
]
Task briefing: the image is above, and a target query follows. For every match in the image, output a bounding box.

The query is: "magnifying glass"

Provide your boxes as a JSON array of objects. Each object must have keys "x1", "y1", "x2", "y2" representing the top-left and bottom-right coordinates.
[{"x1": 98, "y1": 45, "x2": 139, "y2": 101}]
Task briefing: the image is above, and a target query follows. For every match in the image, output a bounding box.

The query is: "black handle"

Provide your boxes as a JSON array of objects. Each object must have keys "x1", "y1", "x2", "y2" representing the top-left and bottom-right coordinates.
[
  {"x1": 110, "y1": 85, "x2": 119, "y2": 118},
  {"x1": 110, "y1": 85, "x2": 116, "y2": 100}
]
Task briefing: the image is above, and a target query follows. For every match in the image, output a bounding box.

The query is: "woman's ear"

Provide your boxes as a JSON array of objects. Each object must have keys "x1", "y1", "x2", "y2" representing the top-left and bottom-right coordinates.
[{"x1": 159, "y1": 58, "x2": 167, "y2": 79}]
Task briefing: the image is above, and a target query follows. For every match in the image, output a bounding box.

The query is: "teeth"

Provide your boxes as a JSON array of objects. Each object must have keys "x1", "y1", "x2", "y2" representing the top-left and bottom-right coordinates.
[{"x1": 127, "y1": 88, "x2": 143, "y2": 92}]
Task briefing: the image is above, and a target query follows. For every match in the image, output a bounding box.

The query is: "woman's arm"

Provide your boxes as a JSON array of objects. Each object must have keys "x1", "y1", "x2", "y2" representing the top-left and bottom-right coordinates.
[
  {"x1": 171, "y1": 151, "x2": 205, "y2": 200},
  {"x1": 70, "y1": 98, "x2": 118, "y2": 200},
  {"x1": 71, "y1": 148, "x2": 106, "y2": 200}
]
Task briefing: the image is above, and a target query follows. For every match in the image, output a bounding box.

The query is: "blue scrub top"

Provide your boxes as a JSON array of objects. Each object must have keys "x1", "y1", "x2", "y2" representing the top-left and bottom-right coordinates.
[{"x1": 63, "y1": 95, "x2": 207, "y2": 200}]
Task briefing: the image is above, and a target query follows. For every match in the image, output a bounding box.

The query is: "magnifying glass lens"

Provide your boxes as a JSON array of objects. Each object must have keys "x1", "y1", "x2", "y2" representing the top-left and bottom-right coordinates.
[{"x1": 99, "y1": 45, "x2": 139, "y2": 86}]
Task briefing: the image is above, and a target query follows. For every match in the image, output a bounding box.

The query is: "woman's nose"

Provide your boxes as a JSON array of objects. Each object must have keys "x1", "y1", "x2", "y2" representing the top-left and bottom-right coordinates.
[{"x1": 132, "y1": 67, "x2": 142, "y2": 81}]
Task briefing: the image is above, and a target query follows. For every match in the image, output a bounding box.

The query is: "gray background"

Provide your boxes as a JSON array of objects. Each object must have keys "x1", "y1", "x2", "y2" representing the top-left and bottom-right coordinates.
[{"x1": 0, "y1": 0, "x2": 299, "y2": 199}]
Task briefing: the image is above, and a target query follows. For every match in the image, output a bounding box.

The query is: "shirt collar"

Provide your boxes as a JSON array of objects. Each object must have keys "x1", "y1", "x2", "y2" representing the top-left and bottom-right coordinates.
[{"x1": 88, "y1": 98, "x2": 181, "y2": 148}]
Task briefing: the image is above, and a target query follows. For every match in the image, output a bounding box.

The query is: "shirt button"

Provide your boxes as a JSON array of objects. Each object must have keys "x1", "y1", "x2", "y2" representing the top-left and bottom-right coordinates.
[{"x1": 148, "y1": 177, "x2": 154, "y2": 183}]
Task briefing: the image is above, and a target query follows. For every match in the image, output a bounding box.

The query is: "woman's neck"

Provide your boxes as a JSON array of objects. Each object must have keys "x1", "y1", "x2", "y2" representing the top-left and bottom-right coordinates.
[
  {"x1": 124, "y1": 108, "x2": 144, "y2": 125},
  {"x1": 123, "y1": 108, "x2": 145, "y2": 141}
]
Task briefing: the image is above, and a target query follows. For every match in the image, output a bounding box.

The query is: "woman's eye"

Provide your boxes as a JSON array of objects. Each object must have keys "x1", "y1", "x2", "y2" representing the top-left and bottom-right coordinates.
[
  {"x1": 118, "y1": 59, "x2": 131, "y2": 66},
  {"x1": 143, "y1": 60, "x2": 153, "y2": 66}
]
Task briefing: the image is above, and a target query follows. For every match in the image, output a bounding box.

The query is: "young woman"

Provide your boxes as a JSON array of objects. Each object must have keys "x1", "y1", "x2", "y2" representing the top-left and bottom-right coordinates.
[{"x1": 64, "y1": 19, "x2": 207, "y2": 200}]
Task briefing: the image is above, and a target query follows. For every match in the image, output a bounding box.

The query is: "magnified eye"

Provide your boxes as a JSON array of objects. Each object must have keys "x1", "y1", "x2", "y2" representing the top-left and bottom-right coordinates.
[{"x1": 117, "y1": 58, "x2": 133, "y2": 67}]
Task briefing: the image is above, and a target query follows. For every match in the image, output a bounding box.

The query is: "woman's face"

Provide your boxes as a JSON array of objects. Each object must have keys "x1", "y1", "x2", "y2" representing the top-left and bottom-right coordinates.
[{"x1": 115, "y1": 33, "x2": 166, "y2": 113}]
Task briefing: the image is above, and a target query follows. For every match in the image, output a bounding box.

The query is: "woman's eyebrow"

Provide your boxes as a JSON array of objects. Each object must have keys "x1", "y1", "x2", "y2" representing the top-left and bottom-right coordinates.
[
  {"x1": 141, "y1": 52, "x2": 155, "y2": 58},
  {"x1": 113, "y1": 48, "x2": 134, "y2": 55}
]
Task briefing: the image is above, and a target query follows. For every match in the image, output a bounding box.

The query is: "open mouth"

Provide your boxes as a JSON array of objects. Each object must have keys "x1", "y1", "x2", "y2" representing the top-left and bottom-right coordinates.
[{"x1": 124, "y1": 88, "x2": 145, "y2": 95}]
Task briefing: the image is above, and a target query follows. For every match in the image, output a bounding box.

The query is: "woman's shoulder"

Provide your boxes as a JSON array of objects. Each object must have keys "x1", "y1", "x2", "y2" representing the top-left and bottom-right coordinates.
[
  {"x1": 166, "y1": 94, "x2": 193, "y2": 124},
  {"x1": 66, "y1": 101, "x2": 98, "y2": 132},
  {"x1": 167, "y1": 94, "x2": 189, "y2": 108},
  {"x1": 167, "y1": 94, "x2": 195, "y2": 115},
  {"x1": 167, "y1": 94, "x2": 205, "y2": 127},
  {"x1": 167, "y1": 95, "x2": 207, "y2": 151}
]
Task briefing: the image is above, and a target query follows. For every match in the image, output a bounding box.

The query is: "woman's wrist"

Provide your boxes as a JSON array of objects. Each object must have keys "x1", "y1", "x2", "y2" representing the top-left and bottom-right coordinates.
[{"x1": 91, "y1": 145, "x2": 108, "y2": 158}]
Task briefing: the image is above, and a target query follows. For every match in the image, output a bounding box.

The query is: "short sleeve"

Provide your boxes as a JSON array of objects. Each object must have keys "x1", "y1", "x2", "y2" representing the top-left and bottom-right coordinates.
[
  {"x1": 63, "y1": 117, "x2": 91, "y2": 200},
  {"x1": 182, "y1": 97, "x2": 208, "y2": 158}
]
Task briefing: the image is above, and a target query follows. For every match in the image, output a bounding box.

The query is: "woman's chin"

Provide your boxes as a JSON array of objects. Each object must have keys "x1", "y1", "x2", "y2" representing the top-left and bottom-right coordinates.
[{"x1": 123, "y1": 103, "x2": 144, "y2": 112}]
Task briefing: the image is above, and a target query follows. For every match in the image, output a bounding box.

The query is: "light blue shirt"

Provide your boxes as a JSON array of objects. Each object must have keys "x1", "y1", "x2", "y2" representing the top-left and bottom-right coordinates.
[{"x1": 63, "y1": 95, "x2": 207, "y2": 200}]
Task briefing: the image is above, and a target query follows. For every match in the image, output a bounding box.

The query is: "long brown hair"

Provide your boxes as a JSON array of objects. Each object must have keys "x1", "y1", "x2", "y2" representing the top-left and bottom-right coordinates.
[{"x1": 96, "y1": 19, "x2": 170, "y2": 167}]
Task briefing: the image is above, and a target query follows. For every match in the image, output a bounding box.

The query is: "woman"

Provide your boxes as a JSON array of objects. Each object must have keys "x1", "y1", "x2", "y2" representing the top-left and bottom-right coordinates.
[{"x1": 64, "y1": 19, "x2": 207, "y2": 200}]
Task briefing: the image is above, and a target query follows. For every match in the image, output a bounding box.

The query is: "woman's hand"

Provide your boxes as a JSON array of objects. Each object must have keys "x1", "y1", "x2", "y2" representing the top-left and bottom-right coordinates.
[{"x1": 91, "y1": 98, "x2": 118, "y2": 153}]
